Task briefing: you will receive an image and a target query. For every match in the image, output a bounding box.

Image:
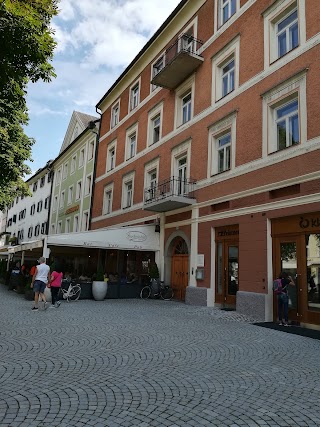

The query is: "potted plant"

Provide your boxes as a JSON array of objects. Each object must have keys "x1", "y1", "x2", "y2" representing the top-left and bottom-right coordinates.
[{"x1": 92, "y1": 261, "x2": 108, "y2": 300}]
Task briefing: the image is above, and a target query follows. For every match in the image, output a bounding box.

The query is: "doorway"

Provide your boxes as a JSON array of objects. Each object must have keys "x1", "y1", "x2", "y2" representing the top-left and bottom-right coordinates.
[
  {"x1": 170, "y1": 238, "x2": 189, "y2": 301},
  {"x1": 215, "y1": 226, "x2": 239, "y2": 307}
]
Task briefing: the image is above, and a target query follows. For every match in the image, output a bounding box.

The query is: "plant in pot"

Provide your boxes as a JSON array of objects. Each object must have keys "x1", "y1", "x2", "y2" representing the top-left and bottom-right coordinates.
[
  {"x1": 149, "y1": 262, "x2": 160, "y2": 294},
  {"x1": 92, "y1": 261, "x2": 108, "y2": 301}
]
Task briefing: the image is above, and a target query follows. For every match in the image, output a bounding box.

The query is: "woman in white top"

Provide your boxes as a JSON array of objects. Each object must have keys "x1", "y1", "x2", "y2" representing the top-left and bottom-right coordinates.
[{"x1": 31, "y1": 256, "x2": 51, "y2": 311}]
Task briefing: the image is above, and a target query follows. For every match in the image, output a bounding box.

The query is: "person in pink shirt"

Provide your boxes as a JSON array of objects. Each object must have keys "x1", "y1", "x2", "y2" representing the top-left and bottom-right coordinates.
[{"x1": 48, "y1": 265, "x2": 63, "y2": 308}]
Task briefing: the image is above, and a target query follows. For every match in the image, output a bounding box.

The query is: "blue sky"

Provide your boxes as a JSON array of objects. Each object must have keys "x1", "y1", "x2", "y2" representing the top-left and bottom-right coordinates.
[{"x1": 25, "y1": 0, "x2": 181, "y2": 176}]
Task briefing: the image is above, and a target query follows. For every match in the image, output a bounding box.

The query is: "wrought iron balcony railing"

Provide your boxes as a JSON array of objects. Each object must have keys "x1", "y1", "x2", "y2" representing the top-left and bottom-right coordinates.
[{"x1": 144, "y1": 176, "x2": 196, "y2": 205}]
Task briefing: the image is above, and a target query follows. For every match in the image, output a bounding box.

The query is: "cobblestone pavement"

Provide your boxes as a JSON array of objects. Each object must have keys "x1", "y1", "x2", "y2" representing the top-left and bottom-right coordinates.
[{"x1": 1, "y1": 285, "x2": 320, "y2": 427}]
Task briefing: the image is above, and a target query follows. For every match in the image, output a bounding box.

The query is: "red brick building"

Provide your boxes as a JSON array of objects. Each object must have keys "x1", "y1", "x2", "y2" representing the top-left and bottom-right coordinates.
[{"x1": 91, "y1": 0, "x2": 320, "y2": 327}]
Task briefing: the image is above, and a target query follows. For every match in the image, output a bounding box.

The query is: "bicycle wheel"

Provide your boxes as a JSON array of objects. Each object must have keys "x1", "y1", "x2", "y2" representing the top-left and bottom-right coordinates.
[
  {"x1": 160, "y1": 286, "x2": 174, "y2": 301},
  {"x1": 67, "y1": 285, "x2": 81, "y2": 302},
  {"x1": 140, "y1": 286, "x2": 151, "y2": 300}
]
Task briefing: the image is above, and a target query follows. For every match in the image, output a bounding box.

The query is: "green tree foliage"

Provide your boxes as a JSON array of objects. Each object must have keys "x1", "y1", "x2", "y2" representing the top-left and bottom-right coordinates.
[{"x1": 0, "y1": 0, "x2": 58, "y2": 210}]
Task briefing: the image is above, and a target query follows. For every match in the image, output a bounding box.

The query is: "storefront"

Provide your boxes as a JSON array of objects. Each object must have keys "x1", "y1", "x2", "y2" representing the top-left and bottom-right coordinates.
[{"x1": 272, "y1": 212, "x2": 320, "y2": 327}]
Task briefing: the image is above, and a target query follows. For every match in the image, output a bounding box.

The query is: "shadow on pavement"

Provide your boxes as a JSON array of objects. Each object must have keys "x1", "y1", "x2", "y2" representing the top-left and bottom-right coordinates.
[{"x1": 253, "y1": 322, "x2": 320, "y2": 341}]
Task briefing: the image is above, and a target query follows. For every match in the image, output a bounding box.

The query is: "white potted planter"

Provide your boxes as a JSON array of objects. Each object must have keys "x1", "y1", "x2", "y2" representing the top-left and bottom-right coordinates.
[{"x1": 92, "y1": 263, "x2": 107, "y2": 300}]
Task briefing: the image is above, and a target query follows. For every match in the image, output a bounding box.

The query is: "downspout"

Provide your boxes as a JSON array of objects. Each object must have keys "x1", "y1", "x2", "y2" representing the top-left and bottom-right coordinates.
[
  {"x1": 44, "y1": 165, "x2": 54, "y2": 258},
  {"x1": 88, "y1": 109, "x2": 102, "y2": 231}
]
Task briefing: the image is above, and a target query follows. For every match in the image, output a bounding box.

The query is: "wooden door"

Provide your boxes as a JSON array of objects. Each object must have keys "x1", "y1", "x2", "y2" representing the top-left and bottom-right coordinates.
[
  {"x1": 171, "y1": 255, "x2": 189, "y2": 301},
  {"x1": 215, "y1": 240, "x2": 239, "y2": 307}
]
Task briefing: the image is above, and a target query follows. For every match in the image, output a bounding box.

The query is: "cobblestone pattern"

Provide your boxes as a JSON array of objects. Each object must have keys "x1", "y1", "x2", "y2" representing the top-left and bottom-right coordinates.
[
  {"x1": 236, "y1": 291, "x2": 266, "y2": 321},
  {"x1": 1, "y1": 285, "x2": 320, "y2": 426},
  {"x1": 185, "y1": 286, "x2": 207, "y2": 306}
]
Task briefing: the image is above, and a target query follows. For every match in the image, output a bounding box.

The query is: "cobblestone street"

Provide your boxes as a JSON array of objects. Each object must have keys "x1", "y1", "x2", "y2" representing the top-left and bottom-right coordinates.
[{"x1": 1, "y1": 285, "x2": 320, "y2": 427}]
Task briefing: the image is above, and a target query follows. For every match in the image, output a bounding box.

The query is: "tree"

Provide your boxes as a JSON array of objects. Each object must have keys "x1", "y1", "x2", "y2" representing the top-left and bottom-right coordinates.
[{"x1": 0, "y1": 0, "x2": 58, "y2": 210}]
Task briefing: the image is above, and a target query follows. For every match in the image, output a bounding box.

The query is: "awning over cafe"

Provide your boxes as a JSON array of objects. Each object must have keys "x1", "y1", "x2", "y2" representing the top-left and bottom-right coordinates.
[
  {"x1": 46, "y1": 225, "x2": 160, "y2": 252},
  {"x1": 7, "y1": 239, "x2": 43, "y2": 254}
]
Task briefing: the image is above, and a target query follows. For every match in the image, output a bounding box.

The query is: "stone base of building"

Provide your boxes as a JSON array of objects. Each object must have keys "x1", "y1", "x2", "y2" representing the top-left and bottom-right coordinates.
[
  {"x1": 236, "y1": 291, "x2": 266, "y2": 321},
  {"x1": 185, "y1": 286, "x2": 208, "y2": 306}
]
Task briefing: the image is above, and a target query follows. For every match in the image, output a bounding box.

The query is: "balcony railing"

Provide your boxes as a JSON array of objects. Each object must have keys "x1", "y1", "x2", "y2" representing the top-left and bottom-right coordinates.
[
  {"x1": 151, "y1": 34, "x2": 204, "y2": 90},
  {"x1": 143, "y1": 177, "x2": 196, "y2": 212}
]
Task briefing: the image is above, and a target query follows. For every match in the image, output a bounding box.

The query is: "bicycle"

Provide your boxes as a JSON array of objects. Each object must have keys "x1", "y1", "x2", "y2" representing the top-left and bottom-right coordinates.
[
  {"x1": 140, "y1": 279, "x2": 174, "y2": 301},
  {"x1": 58, "y1": 280, "x2": 81, "y2": 302}
]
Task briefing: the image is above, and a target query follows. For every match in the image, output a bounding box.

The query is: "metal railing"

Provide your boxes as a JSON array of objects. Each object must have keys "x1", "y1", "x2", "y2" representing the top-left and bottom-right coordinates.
[
  {"x1": 144, "y1": 177, "x2": 196, "y2": 205},
  {"x1": 164, "y1": 34, "x2": 203, "y2": 68}
]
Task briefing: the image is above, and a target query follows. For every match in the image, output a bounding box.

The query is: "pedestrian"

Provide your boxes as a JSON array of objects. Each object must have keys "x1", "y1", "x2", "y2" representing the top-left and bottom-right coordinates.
[
  {"x1": 277, "y1": 271, "x2": 295, "y2": 326},
  {"x1": 30, "y1": 256, "x2": 51, "y2": 311},
  {"x1": 48, "y1": 265, "x2": 63, "y2": 308}
]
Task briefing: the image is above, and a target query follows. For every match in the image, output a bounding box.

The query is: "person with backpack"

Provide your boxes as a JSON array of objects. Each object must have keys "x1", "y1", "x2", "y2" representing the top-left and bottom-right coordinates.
[{"x1": 274, "y1": 271, "x2": 295, "y2": 326}]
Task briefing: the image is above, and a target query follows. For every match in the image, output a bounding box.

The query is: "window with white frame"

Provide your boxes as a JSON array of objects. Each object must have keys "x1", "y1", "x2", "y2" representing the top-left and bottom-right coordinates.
[
  {"x1": 71, "y1": 155, "x2": 77, "y2": 174},
  {"x1": 74, "y1": 215, "x2": 79, "y2": 232},
  {"x1": 125, "y1": 125, "x2": 138, "y2": 160},
  {"x1": 181, "y1": 28, "x2": 195, "y2": 53},
  {"x1": 263, "y1": 0, "x2": 306, "y2": 67},
  {"x1": 65, "y1": 218, "x2": 70, "y2": 234},
  {"x1": 107, "y1": 141, "x2": 116, "y2": 172},
  {"x1": 28, "y1": 227, "x2": 33, "y2": 238},
  {"x1": 151, "y1": 54, "x2": 165, "y2": 91},
  {"x1": 41, "y1": 222, "x2": 47, "y2": 234},
  {"x1": 63, "y1": 162, "x2": 68, "y2": 179},
  {"x1": 82, "y1": 211, "x2": 89, "y2": 231},
  {"x1": 30, "y1": 204, "x2": 35, "y2": 215},
  {"x1": 171, "y1": 140, "x2": 191, "y2": 196},
  {"x1": 219, "y1": 0, "x2": 237, "y2": 26},
  {"x1": 122, "y1": 173, "x2": 135, "y2": 209},
  {"x1": 44, "y1": 196, "x2": 50, "y2": 209},
  {"x1": 87, "y1": 140, "x2": 94, "y2": 161},
  {"x1": 212, "y1": 36, "x2": 239, "y2": 102},
  {"x1": 35, "y1": 224, "x2": 40, "y2": 237},
  {"x1": 85, "y1": 174, "x2": 92, "y2": 196},
  {"x1": 208, "y1": 112, "x2": 237, "y2": 177},
  {"x1": 68, "y1": 186, "x2": 73, "y2": 205},
  {"x1": 59, "y1": 191, "x2": 65, "y2": 209},
  {"x1": 111, "y1": 101, "x2": 120, "y2": 128},
  {"x1": 262, "y1": 71, "x2": 306, "y2": 156},
  {"x1": 144, "y1": 161, "x2": 159, "y2": 202},
  {"x1": 103, "y1": 184, "x2": 113, "y2": 215},
  {"x1": 147, "y1": 104, "x2": 163, "y2": 147},
  {"x1": 129, "y1": 80, "x2": 140, "y2": 111},
  {"x1": 79, "y1": 148, "x2": 85, "y2": 168},
  {"x1": 76, "y1": 181, "x2": 82, "y2": 200},
  {"x1": 175, "y1": 77, "x2": 195, "y2": 128}
]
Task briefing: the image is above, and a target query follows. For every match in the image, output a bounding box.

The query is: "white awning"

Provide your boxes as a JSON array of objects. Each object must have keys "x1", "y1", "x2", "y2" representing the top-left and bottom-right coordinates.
[
  {"x1": 8, "y1": 239, "x2": 43, "y2": 254},
  {"x1": 47, "y1": 225, "x2": 160, "y2": 251}
]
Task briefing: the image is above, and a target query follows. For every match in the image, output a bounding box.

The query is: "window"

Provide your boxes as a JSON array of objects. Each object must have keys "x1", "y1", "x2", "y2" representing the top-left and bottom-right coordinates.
[
  {"x1": 103, "y1": 184, "x2": 113, "y2": 215},
  {"x1": 212, "y1": 36, "x2": 239, "y2": 102},
  {"x1": 28, "y1": 227, "x2": 33, "y2": 238},
  {"x1": 111, "y1": 101, "x2": 120, "y2": 128},
  {"x1": 12, "y1": 214, "x2": 16, "y2": 223},
  {"x1": 71, "y1": 155, "x2": 77, "y2": 174},
  {"x1": 30, "y1": 204, "x2": 36, "y2": 215},
  {"x1": 79, "y1": 148, "x2": 85, "y2": 168},
  {"x1": 74, "y1": 215, "x2": 79, "y2": 233},
  {"x1": 126, "y1": 132, "x2": 136, "y2": 160},
  {"x1": 147, "y1": 104, "x2": 163, "y2": 147},
  {"x1": 122, "y1": 172, "x2": 135, "y2": 209},
  {"x1": 263, "y1": 0, "x2": 306, "y2": 67},
  {"x1": 208, "y1": 112, "x2": 236, "y2": 177},
  {"x1": 175, "y1": 76, "x2": 195, "y2": 128},
  {"x1": 85, "y1": 175, "x2": 92, "y2": 196},
  {"x1": 35, "y1": 224, "x2": 40, "y2": 237},
  {"x1": 171, "y1": 140, "x2": 191, "y2": 195},
  {"x1": 219, "y1": 0, "x2": 236, "y2": 26},
  {"x1": 82, "y1": 211, "x2": 89, "y2": 231},
  {"x1": 129, "y1": 80, "x2": 140, "y2": 111},
  {"x1": 40, "y1": 176, "x2": 45, "y2": 188},
  {"x1": 33, "y1": 181, "x2": 38, "y2": 192},
  {"x1": 63, "y1": 162, "x2": 68, "y2": 180},
  {"x1": 107, "y1": 141, "x2": 116, "y2": 172},
  {"x1": 262, "y1": 71, "x2": 307, "y2": 156},
  {"x1": 44, "y1": 196, "x2": 50, "y2": 209},
  {"x1": 65, "y1": 218, "x2": 70, "y2": 233},
  {"x1": 37, "y1": 201, "x2": 43, "y2": 213},
  {"x1": 41, "y1": 222, "x2": 47, "y2": 234},
  {"x1": 76, "y1": 181, "x2": 82, "y2": 200},
  {"x1": 87, "y1": 140, "x2": 94, "y2": 161},
  {"x1": 47, "y1": 172, "x2": 53, "y2": 183},
  {"x1": 68, "y1": 186, "x2": 73, "y2": 205},
  {"x1": 59, "y1": 191, "x2": 65, "y2": 209},
  {"x1": 144, "y1": 161, "x2": 159, "y2": 202},
  {"x1": 275, "y1": 99, "x2": 299, "y2": 151},
  {"x1": 151, "y1": 54, "x2": 165, "y2": 91}
]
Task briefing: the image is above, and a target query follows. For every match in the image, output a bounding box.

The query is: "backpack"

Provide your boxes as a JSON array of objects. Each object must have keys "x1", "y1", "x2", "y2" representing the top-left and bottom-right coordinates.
[{"x1": 272, "y1": 278, "x2": 283, "y2": 295}]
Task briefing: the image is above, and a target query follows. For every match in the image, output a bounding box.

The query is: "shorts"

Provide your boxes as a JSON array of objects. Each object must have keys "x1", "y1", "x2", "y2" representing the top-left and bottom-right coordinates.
[{"x1": 33, "y1": 280, "x2": 47, "y2": 293}]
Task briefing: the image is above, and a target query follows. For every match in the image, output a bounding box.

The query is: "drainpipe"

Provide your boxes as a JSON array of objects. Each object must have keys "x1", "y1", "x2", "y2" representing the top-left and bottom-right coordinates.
[
  {"x1": 44, "y1": 163, "x2": 54, "y2": 258},
  {"x1": 88, "y1": 109, "x2": 102, "y2": 231}
]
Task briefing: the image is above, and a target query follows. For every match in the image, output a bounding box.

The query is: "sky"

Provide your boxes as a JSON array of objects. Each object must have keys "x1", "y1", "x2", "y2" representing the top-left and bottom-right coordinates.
[{"x1": 25, "y1": 0, "x2": 181, "y2": 176}]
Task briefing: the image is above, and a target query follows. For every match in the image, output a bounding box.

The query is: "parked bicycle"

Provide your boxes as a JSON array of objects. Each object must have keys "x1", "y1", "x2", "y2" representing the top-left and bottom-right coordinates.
[
  {"x1": 140, "y1": 279, "x2": 174, "y2": 301},
  {"x1": 58, "y1": 280, "x2": 81, "y2": 302}
]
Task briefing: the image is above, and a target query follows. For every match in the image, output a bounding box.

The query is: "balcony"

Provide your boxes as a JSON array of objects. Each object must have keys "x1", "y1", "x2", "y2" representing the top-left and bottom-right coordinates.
[
  {"x1": 143, "y1": 177, "x2": 196, "y2": 213},
  {"x1": 151, "y1": 35, "x2": 204, "y2": 90}
]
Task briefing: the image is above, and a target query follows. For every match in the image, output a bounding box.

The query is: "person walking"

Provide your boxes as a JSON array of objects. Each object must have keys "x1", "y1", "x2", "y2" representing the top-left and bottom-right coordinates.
[
  {"x1": 277, "y1": 271, "x2": 295, "y2": 326},
  {"x1": 31, "y1": 257, "x2": 51, "y2": 311},
  {"x1": 49, "y1": 266, "x2": 63, "y2": 308}
]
